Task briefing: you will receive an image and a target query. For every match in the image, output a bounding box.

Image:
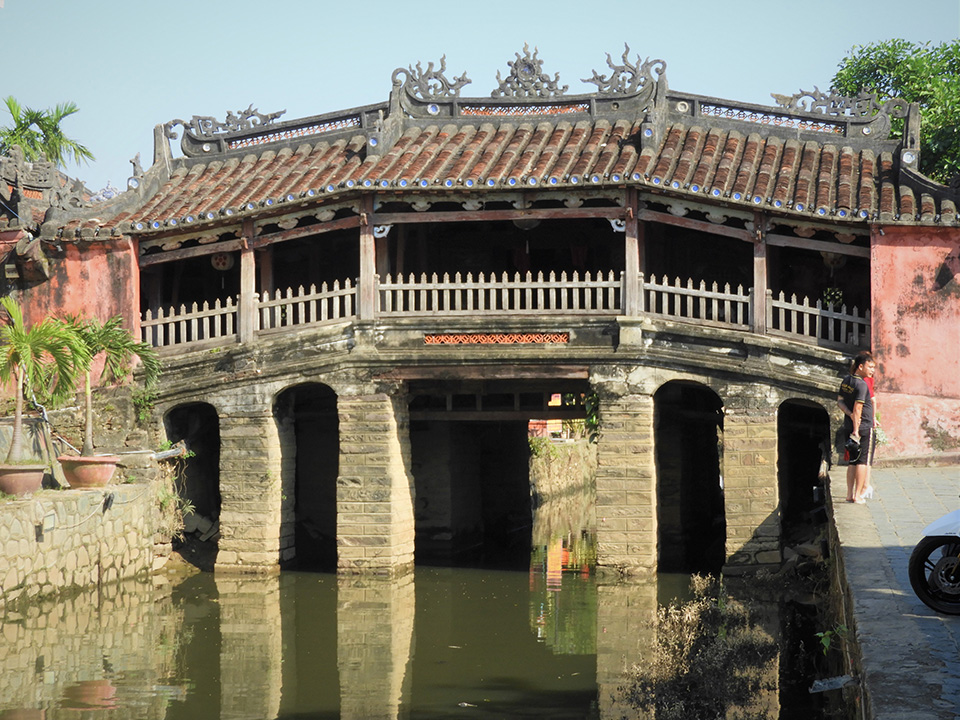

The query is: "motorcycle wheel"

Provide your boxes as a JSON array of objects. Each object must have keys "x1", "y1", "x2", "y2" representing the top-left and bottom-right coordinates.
[{"x1": 908, "y1": 535, "x2": 960, "y2": 615}]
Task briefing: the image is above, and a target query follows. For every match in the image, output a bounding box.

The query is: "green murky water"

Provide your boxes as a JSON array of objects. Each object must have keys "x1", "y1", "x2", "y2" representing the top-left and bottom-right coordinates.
[{"x1": 0, "y1": 490, "x2": 832, "y2": 719}]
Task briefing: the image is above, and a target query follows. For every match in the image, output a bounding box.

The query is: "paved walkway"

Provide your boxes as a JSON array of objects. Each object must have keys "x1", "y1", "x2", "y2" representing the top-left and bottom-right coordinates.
[{"x1": 832, "y1": 464, "x2": 960, "y2": 719}]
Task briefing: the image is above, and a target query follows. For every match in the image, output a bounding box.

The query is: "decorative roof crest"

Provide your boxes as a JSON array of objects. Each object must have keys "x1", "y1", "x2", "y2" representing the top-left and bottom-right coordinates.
[
  {"x1": 582, "y1": 45, "x2": 666, "y2": 97},
  {"x1": 771, "y1": 87, "x2": 909, "y2": 120},
  {"x1": 392, "y1": 56, "x2": 472, "y2": 100},
  {"x1": 492, "y1": 44, "x2": 567, "y2": 99},
  {"x1": 164, "y1": 105, "x2": 287, "y2": 140}
]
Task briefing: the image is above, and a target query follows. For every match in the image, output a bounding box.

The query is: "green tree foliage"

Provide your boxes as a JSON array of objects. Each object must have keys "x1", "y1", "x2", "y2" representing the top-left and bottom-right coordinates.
[
  {"x1": 0, "y1": 96, "x2": 94, "y2": 167},
  {"x1": 65, "y1": 315, "x2": 161, "y2": 456},
  {"x1": 832, "y1": 39, "x2": 960, "y2": 184},
  {"x1": 0, "y1": 297, "x2": 89, "y2": 463}
]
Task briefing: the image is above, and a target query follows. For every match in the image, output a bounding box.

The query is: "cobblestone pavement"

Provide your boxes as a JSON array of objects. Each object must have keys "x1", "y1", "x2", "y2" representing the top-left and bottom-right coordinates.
[{"x1": 832, "y1": 465, "x2": 960, "y2": 720}]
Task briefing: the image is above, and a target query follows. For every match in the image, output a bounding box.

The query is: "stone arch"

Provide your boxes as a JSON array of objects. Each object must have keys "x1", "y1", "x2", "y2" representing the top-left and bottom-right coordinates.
[
  {"x1": 653, "y1": 379, "x2": 725, "y2": 574},
  {"x1": 273, "y1": 382, "x2": 339, "y2": 571},
  {"x1": 777, "y1": 399, "x2": 831, "y2": 541},
  {"x1": 163, "y1": 402, "x2": 222, "y2": 560}
]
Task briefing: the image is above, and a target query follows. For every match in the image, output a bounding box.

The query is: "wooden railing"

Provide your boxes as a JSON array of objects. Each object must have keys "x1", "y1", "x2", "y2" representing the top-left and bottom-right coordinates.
[
  {"x1": 258, "y1": 280, "x2": 356, "y2": 332},
  {"x1": 378, "y1": 271, "x2": 621, "y2": 316},
  {"x1": 141, "y1": 296, "x2": 238, "y2": 348},
  {"x1": 641, "y1": 275, "x2": 752, "y2": 328},
  {"x1": 767, "y1": 290, "x2": 870, "y2": 350},
  {"x1": 142, "y1": 271, "x2": 871, "y2": 353}
]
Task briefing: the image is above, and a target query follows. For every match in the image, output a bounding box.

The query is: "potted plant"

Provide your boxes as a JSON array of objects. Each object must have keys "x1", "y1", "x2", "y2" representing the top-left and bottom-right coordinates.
[
  {"x1": 0, "y1": 295, "x2": 88, "y2": 496},
  {"x1": 57, "y1": 315, "x2": 160, "y2": 488}
]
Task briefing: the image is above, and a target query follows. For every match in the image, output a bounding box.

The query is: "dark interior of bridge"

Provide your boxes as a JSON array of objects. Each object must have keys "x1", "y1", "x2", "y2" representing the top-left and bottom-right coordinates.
[
  {"x1": 777, "y1": 400, "x2": 831, "y2": 543},
  {"x1": 654, "y1": 381, "x2": 726, "y2": 575}
]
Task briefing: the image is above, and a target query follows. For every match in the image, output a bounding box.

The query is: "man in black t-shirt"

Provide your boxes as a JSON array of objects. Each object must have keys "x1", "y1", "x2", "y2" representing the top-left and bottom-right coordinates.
[{"x1": 837, "y1": 351, "x2": 876, "y2": 504}]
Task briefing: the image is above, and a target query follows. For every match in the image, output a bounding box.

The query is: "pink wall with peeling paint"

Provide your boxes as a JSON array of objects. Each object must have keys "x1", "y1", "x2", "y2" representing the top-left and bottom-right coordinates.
[
  {"x1": 871, "y1": 225, "x2": 960, "y2": 458},
  {"x1": 21, "y1": 239, "x2": 140, "y2": 333}
]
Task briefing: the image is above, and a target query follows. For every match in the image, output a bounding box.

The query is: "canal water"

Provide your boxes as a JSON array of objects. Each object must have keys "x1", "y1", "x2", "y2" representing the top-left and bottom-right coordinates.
[{"x1": 0, "y1": 490, "x2": 838, "y2": 719}]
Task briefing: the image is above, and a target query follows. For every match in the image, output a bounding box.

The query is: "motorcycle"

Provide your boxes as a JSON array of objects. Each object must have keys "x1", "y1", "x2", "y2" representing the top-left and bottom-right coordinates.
[{"x1": 909, "y1": 508, "x2": 960, "y2": 615}]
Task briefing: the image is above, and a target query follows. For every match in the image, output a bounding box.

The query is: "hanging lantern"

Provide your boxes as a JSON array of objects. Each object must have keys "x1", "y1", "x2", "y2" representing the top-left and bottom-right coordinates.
[{"x1": 211, "y1": 252, "x2": 235, "y2": 271}]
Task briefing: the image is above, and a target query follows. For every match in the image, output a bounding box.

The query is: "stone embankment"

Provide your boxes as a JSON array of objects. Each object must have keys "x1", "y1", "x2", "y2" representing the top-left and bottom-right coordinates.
[{"x1": 0, "y1": 484, "x2": 163, "y2": 611}]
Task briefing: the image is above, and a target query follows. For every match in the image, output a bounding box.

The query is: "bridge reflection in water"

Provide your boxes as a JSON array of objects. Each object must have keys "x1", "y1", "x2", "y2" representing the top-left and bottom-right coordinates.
[{"x1": 0, "y1": 489, "x2": 790, "y2": 720}]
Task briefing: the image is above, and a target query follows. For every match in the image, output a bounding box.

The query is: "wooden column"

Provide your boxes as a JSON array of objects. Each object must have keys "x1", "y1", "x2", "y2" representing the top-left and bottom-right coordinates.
[
  {"x1": 239, "y1": 219, "x2": 257, "y2": 343},
  {"x1": 358, "y1": 195, "x2": 376, "y2": 321},
  {"x1": 752, "y1": 213, "x2": 768, "y2": 334},
  {"x1": 258, "y1": 246, "x2": 274, "y2": 297},
  {"x1": 623, "y1": 189, "x2": 641, "y2": 316}
]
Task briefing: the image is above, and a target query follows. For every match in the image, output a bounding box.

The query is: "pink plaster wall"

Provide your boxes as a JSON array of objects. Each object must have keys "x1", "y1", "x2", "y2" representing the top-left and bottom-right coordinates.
[
  {"x1": 22, "y1": 238, "x2": 140, "y2": 333},
  {"x1": 871, "y1": 226, "x2": 960, "y2": 458}
]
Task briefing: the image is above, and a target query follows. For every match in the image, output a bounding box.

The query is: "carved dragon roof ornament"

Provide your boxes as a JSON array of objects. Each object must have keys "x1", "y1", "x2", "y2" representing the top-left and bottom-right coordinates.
[
  {"x1": 164, "y1": 105, "x2": 287, "y2": 141},
  {"x1": 492, "y1": 44, "x2": 567, "y2": 99},
  {"x1": 771, "y1": 87, "x2": 910, "y2": 119},
  {"x1": 392, "y1": 56, "x2": 472, "y2": 100},
  {"x1": 582, "y1": 45, "x2": 666, "y2": 99}
]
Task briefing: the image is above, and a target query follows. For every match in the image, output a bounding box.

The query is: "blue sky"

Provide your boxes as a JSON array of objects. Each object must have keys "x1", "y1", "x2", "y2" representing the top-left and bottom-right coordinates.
[{"x1": 3, "y1": 0, "x2": 958, "y2": 193}]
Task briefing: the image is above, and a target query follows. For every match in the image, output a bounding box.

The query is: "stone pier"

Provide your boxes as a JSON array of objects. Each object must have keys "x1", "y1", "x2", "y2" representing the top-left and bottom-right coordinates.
[
  {"x1": 594, "y1": 387, "x2": 657, "y2": 575},
  {"x1": 723, "y1": 402, "x2": 781, "y2": 570},
  {"x1": 336, "y1": 391, "x2": 416, "y2": 575}
]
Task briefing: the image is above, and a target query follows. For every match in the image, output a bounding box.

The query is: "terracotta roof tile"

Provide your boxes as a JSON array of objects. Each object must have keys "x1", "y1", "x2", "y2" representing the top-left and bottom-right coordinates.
[
  {"x1": 792, "y1": 141, "x2": 821, "y2": 212},
  {"x1": 528, "y1": 122, "x2": 573, "y2": 182},
  {"x1": 751, "y1": 136, "x2": 783, "y2": 205},
  {"x1": 708, "y1": 130, "x2": 745, "y2": 199},
  {"x1": 730, "y1": 133, "x2": 763, "y2": 202},
  {"x1": 568, "y1": 120, "x2": 612, "y2": 182},
  {"x1": 548, "y1": 120, "x2": 592, "y2": 183},
  {"x1": 649, "y1": 123, "x2": 685, "y2": 187},
  {"x1": 688, "y1": 128, "x2": 725, "y2": 194},
  {"x1": 668, "y1": 125, "x2": 705, "y2": 191},
  {"x1": 54, "y1": 101, "x2": 960, "y2": 238},
  {"x1": 814, "y1": 144, "x2": 838, "y2": 214}
]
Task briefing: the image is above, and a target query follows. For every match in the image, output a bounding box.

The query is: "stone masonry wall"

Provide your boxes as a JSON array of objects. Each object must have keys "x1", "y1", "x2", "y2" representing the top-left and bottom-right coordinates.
[
  {"x1": 336, "y1": 392, "x2": 415, "y2": 575},
  {"x1": 217, "y1": 411, "x2": 285, "y2": 571},
  {"x1": 723, "y1": 403, "x2": 781, "y2": 570},
  {"x1": 594, "y1": 392, "x2": 657, "y2": 575},
  {"x1": 0, "y1": 484, "x2": 158, "y2": 612}
]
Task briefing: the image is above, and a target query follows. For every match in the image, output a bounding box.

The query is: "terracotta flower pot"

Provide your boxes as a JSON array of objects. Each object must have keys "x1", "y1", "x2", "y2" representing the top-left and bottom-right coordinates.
[
  {"x1": 58, "y1": 455, "x2": 120, "y2": 488},
  {"x1": 0, "y1": 464, "x2": 46, "y2": 496}
]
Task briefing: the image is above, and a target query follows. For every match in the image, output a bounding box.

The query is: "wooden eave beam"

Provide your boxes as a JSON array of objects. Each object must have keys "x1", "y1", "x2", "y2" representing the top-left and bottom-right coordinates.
[
  {"x1": 638, "y1": 208, "x2": 753, "y2": 242},
  {"x1": 372, "y1": 206, "x2": 626, "y2": 225},
  {"x1": 139, "y1": 237, "x2": 246, "y2": 267},
  {"x1": 765, "y1": 232, "x2": 870, "y2": 258}
]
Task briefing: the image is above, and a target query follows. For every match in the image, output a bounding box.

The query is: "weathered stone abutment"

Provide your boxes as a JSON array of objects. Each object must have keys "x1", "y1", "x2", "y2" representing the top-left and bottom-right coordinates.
[{"x1": 153, "y1": 315, "x2": 844, "y2": 577}]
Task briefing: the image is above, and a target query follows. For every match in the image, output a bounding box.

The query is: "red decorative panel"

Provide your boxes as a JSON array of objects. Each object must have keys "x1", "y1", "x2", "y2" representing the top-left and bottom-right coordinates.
[{"x1": 424, "y1": 332, "x2": 570, "y2": 345}]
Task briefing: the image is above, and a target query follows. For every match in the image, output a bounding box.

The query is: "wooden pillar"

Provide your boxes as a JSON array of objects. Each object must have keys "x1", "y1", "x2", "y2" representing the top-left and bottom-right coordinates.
[
  {"x1": 358, "y1": 195, "x2": 377, "y2": 321},
  {"x1": 258, "y1": 246, "x2": 274, "y2": 297},
  {"x1": 623, "y1": 189, "x2": 641, "y2": 316},
  {"x1": 239, "y1": 219, "x2": 257, "y2": 343},
  {"x1": 753, "y1": 213, "x2": 768, "y2": 334}
]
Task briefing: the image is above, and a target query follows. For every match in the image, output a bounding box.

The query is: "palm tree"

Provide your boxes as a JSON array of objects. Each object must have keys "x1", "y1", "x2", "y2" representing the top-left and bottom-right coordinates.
[
  {"x1": 0, "y1": 96, "x2": 94, "y2": 167},
  {"x1": 67, "y1": 315, "x2": 160, "y2": 456},
  {"x1": 0, "y1": 296, "x2": 89, "y2": 464}
]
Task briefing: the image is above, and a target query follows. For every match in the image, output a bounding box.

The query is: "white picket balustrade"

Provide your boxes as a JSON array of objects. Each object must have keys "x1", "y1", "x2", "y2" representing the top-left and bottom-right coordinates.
[
  {"x1": 141, "y1": 272, "x2": 870, "y2": 353},
  {"x1": 258, "y1": 279, "x2": 356, "y2": 331},
  {"x1": 377, "y1": 271, "x2": 622, "y2": 316},
  {"x1": 767, "y1": 291, "x2": 870, "y2": 349},
  {"x1": 641, "y1": 274, "x2": 752, "y2": 328},
  {"x1": 141, "y1": 297, "x2": 238, "y2": 348}
]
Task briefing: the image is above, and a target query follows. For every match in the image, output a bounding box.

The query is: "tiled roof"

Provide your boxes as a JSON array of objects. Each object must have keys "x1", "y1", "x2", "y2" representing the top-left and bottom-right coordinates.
[{"x1": 35, "y1": 49, "x2": 960, "y2": 237}]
